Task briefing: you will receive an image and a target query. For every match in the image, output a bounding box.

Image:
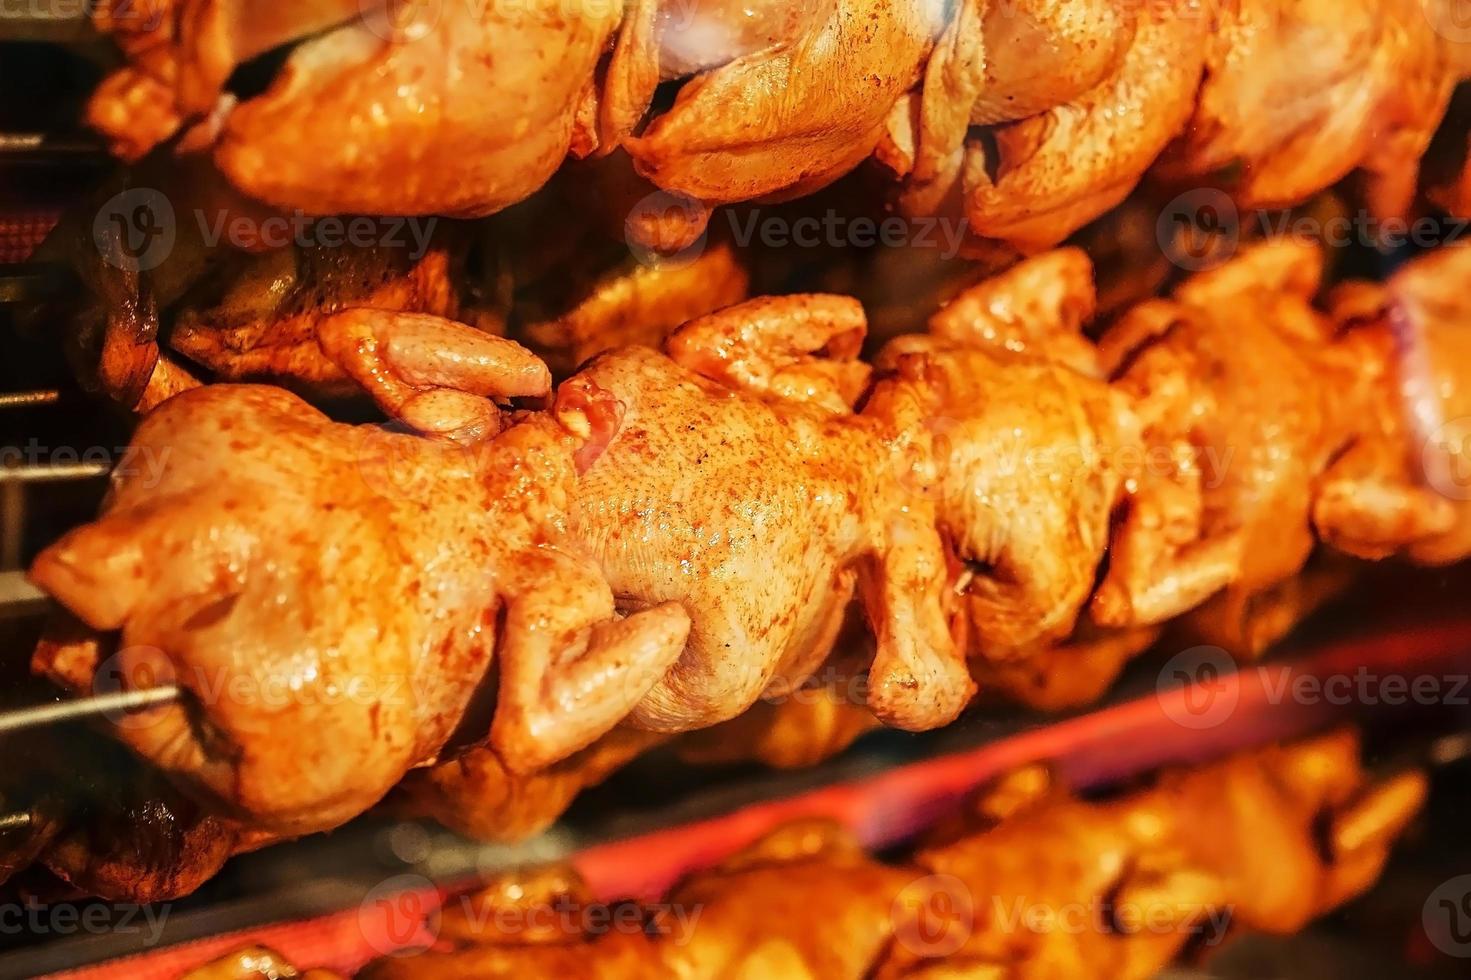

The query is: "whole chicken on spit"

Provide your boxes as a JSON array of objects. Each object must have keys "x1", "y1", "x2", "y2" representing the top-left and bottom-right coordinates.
[
  {"x1": 879, "y1": 728, "x2": 1426, "y2": 978},
  {"x1": 338, "y1": 296, "x2": 973, "y2": 733},
  {"x1": 233, "y1": 731, "x2": 1419, "y2": 980},
  {"x1": 1099, "y1": 239, "x2": 1459, "y2": 654},
  {"x1": 83, "y1": 0, "x2": 1471, "y2": 255},
  {"x1": 867, "y1": 248, "x2": 1241, "y2": 707},
  {"x1": 29, "y1": 346, "x2": 690, "y2": 834}
]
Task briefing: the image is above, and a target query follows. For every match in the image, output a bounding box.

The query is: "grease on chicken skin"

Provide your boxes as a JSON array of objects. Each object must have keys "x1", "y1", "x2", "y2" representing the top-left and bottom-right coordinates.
[
  {"x1": 567, "y1": 297, "x2": 972, "y2": 733},
  {"x1": 30, "y1": 362, "x2": 688, "y2": 833}
]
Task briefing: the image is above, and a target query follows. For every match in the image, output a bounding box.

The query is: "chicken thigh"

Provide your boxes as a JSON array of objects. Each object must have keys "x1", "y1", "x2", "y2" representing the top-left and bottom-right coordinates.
[{"x1": 30, "y1": 346, "x2": 689, "y2": 833}]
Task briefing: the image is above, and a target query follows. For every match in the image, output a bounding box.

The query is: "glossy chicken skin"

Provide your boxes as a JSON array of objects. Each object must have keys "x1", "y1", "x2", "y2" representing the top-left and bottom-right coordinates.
[
  {"x1": 91, "y1": 2, "x2": 618, "y2": 215},
  {"x1": 183, "y1": 946, "x2": 344, "y2": 980},
  {"x1": 892, "y1": 0, "x2": 1137, "y2": 215},
  {"x1": 168, "y1": 233, "x2": 468, "y2": 395},
  {"x1": 1100, "y1": 240, "x2": 1451, "y2": 654},
  {"x1": 30, "y1": 361, "x2": 689, "y2": 833},
  {"x1": 625, "y1": 0, "x2": 940, "y2": 210},
  {"x1": 1158, "y1": 0, "x2": 1457, "y2": 219},
  {"x1": 877, "y1": 729, "x2": 1425, "y2": 978},
  {"x1": 216, "y1": 2, "x2": 617, "y2": 216},
  {"x1": 360, "y1": 821, "x2": 914, "y2": 980},
  {"x1": 1326, "y1": 244, "x2": 1471, "y2": 566},
  {"x1": 959, "y1": 0, "x2": 1208, "y2": 251},
  {"x1": 566, "y1": 296, "x2": 972, "y2": 732},
  {"x1": 397, "y1": 727, "x2": 668, "y2": 844},
  {"x1": 515, "y1": 238, "x2": 751, "y2": 375},
  {"x1": 349, "y1": 733, "x2": 1417, "y2": 980},
  {"x1": 868, "y1": 251, "x2": 1239, "y2": 704}
]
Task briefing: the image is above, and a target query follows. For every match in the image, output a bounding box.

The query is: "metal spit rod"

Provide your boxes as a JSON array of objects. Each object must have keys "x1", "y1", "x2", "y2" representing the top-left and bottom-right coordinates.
[{"x1": 0, "y1": 686, "x2": 182, "y2": 737}]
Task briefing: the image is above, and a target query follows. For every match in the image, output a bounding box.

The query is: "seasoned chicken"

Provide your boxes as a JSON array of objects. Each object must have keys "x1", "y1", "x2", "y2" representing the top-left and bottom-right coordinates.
[
  {"x1": 893, "y1": 0, "x2": 1138, "y2": 215},
  {"x1": 876, "y1": 729, "x2": 1425, "y2": 978},
  {"x1": 215, "y1": 2, "x2": 617, "y2": 216},
  {"x1": 624, "y1": 0, "x2": 940, "y2": 211},
  {"x1": 87, "y1": 2, "x2": 367, "y2": 161},
  {"x1": 396, "y1": 727, "x2": 668, "y2": 844},
  {"x1": 1099, "y1": 240, "x2": 1453, "y2": 654},
  {"x1": 883, "y1": 0, "x2": 1207, "y2": 252},
  {"x1": 30, "y1": 363, "x2": 689, "y2": 833},
  {"x1": 1157, "y1": 0, "x2": 1457, "y2": 220},
  {"x1": 347, "y1": 298, "x2": 972, "y2": 735},
  {"x1": 867, "y1": 250, "x2": 1239, "y2": 706},
  {"x1": 90, "y1": 2, "x2": 619, "y2": 215},
  {"x1": 349, "y1": 732, "x2": 1419, "y2": 980},
  {"x1": 515, "y1": 238, "x2": 750, "y2": 375},
  {"x1": 567, "y1": 298, "x2": 971, "y2": 732},
  {"x1": 167, "y1": 230, "x2": 474, "y2": 395},
  {"x1": 183, "y1": 946, "x2": 345, "y2": 980},
  {"x1": 360, "y1": 821, "x2": 914, "y2": 980},
  {"x1": 959, "y1": 0, "x2": 1208, "y2": 251},
  {"x1": 676, "y1": 645, "x2": 881, "y2": 770},
  {"x1": 1325, "y1": 244, "x2": 1471, "y2": 566}
]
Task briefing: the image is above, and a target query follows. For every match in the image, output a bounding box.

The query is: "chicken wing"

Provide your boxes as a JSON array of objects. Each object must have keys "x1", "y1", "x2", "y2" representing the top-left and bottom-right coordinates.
[{"x1": 30, "y1": 357, "x2": 689, "y2": 832}]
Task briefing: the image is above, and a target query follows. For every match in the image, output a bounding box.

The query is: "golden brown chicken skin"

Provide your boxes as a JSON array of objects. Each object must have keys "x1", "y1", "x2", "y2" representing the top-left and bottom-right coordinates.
[
  {"x1": 1157, "y1": 0, "x2": 1457, "y2": 220},
  {"x1": 624, "y1": 0, "x2": 940, "y2": 214},
  {"x1": 867, "y1": 250, "x2": 1238, "y2": 707},
  {"x1": 30, "y1": 366, "x2": 689, "y2": 833},
  {"x1": 396, "y1": 727, "x2": 668, "y2": 845},
  {"x1": 347, "y1": 732, "x2": 1419, "y2": 980},
  {"x1": 359, "y1": 821, "x2": 913, "y2": 980},
  {"x1": 345, "y1": 298, "x2": 973, "y2": 736},
  {"x1": 1324, "y1": 244, "x2": 1471, "y2": 566},
  {"x1": 1098, "y1": 240, "x2": 1450, "y2": 654},
  {"x1": 876, "y1": 729, "x2": 1425, "y2": 978},
  {"x1": 564, "y1": 297, "x2": 972, "y2": 733}
]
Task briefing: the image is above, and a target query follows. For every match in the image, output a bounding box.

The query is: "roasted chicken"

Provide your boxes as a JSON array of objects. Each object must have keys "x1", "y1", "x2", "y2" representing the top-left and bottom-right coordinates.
[
  {"x1": 1156, "y1": 0, "x2": 1458, "y2": 221},
  {"x1": 29, "y1": 367, "x2": 690, "y2": 833},
  {"x1": 867, "y1": 249, "x2": 1238, "y2": 706},
  {"x1": 338, "y1": 297, "x2": 972, "y2": 734},
  {"x1": 278, "y1": 731, "x2": 1418, "y2": 980},
  {"x1": 83, "y1": 0, "x2": 1468, "y2": 255},
  {"x1": 1100, "y1": 239, "x2": 1457, "y2": 653},
  {"x1": 880, "y1": 729, "x2": 1425, "y2": 977}
]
